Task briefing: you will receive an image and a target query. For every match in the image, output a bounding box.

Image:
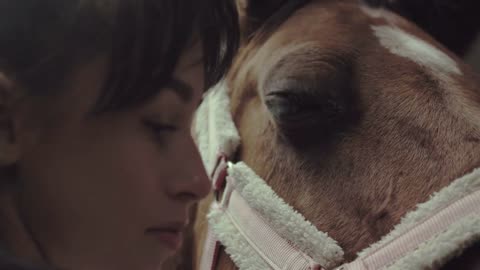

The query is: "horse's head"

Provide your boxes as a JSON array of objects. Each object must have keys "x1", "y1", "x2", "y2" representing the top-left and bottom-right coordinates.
[{"x1": 226, "y1": 0, "x2": 480, "y2": 260}]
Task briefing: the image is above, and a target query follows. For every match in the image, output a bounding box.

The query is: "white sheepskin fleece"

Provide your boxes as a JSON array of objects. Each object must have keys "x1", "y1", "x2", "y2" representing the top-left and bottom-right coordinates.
[
  {"x1": 387, "y1": 216, "x2": 480, "y2": 270},
  {"x1": 193, "y1": 80, "x2": 241, "y2": 175},
  {"x1": 208, "y1": 203, "x2": 272, "y2": 270},
  {"x1": 208, "y1": 162, "x2": 344, "y2": 269}
]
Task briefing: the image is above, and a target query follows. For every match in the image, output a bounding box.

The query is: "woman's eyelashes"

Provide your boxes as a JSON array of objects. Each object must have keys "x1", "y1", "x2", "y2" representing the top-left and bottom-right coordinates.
[{"x1": 142, "y1": 118, "x2": 179, "y2": 142}]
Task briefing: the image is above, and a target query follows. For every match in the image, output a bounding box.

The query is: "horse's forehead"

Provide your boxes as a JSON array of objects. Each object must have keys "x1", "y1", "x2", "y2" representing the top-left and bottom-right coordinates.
[
  {"x1": 236, "y1": 2, "x2": 464, "y2": 96},
  {"x1": 361, "y1": 6, "x2": 462, "y2": 78},
  {"x1": 372, "y1": 25, "x2": 461, "y2": 76},
  {"x1": 282, "y1": 4, "x2": 464, "y2": 83}
]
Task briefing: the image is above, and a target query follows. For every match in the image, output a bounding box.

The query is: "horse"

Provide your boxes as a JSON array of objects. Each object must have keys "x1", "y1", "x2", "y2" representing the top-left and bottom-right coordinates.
[{"x1": 191, "y1": 0, "x2": 480, "y2": 269}]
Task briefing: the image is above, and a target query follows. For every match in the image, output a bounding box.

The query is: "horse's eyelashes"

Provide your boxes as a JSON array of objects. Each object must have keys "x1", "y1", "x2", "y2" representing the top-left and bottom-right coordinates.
[
  {"x1": 266, "y1": 90, "x2": 347, "y2": 128},
  {"x1": 265, "y1": 92, "x2": 312, "y2": 121},
  {"x1": 264, "y1": 78, "x2": 359, "y2": 146}
]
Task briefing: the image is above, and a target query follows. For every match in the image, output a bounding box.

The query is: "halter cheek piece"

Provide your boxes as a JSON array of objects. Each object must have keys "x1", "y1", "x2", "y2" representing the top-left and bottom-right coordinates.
[
  {"x1": 200, "y1": 154, "x2": 324, "y2": 270},
  {"x1": 194, "y1": 82, "x2": 339, "y2": 270}
]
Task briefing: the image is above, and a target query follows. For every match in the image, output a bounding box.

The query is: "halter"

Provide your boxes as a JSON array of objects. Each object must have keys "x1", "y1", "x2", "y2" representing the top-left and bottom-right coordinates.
[
  {"x1": 192, "y1": 81, "x2": 480, "y2": 270},
  {"x1": 193, "y1": 81, "x2": 343, "y2": 270}
]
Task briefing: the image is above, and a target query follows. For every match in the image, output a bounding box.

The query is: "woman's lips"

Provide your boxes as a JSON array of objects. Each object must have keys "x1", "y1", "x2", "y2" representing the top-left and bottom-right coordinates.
[{"x1": 146, "y1": 226, "x2": 184, "y2": 250}]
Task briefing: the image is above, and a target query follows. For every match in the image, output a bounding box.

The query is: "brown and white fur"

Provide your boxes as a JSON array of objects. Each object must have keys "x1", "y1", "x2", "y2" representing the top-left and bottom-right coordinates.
[{"x1": 192, "y1": 0, "x2": 480, "y2": 269}]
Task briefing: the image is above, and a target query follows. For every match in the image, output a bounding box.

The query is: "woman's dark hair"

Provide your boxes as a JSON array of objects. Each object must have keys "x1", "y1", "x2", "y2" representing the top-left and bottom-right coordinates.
[{"x1": 0, "y1": 0, "x2": 239, "y2": 112}]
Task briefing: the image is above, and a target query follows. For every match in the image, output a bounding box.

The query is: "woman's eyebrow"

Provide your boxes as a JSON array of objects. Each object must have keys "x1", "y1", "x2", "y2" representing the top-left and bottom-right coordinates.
[{"x1": 165, "y1": 77, "x2": 193, "y2": 103}]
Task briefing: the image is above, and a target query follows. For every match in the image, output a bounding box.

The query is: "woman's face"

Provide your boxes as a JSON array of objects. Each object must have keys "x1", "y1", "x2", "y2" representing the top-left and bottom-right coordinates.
[{"x1": 10, "y1": 43, "x2": 210, "y2": 270}]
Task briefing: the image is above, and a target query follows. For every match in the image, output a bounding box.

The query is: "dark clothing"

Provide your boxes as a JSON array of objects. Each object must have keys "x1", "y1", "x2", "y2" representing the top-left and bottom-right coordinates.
[{"x1": 0, "y1": 250, "x2": 49, "y2": 270}]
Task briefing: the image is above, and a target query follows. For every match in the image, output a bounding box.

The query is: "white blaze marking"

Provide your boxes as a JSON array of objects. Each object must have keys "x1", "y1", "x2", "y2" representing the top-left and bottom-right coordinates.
[
  {"x1": 364, "y1": 10, "x2": 480, "y2": 133},
  {"x1": 372, "y1": 25, "x2": 462, "y2": 76},
  {"x1": 360, "y1": 5, "x2": 402, "y2": 24}
]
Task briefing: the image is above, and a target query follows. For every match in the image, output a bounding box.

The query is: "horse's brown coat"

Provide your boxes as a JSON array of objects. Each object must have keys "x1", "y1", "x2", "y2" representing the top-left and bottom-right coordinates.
[{"x1": 193, "y1": 1, "x2": 480, "y2": 269}]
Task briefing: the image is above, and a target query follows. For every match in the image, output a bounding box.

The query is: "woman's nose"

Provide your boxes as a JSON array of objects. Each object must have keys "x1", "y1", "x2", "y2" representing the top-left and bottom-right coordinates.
[{"x1": 168, "y1": 136, "x2": 211, "y2": 203}]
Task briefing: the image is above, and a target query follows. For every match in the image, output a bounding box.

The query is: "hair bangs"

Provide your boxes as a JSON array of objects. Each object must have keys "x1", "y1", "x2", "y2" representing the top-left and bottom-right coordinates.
[{"x1": 93, "y1": 0, "x2": 239, "y2": 113}]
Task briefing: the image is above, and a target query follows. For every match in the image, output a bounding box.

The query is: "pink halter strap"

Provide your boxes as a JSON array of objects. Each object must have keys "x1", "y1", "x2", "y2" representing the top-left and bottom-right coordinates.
[{"x1": 200, "y1": 155, "x2": 323, "y2": 270}]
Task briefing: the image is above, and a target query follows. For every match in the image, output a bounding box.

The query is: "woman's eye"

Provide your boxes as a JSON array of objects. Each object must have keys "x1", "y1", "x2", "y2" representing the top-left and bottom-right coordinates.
[{"x1": 142, "y1": 119, "x2": 179, "y2": 140}]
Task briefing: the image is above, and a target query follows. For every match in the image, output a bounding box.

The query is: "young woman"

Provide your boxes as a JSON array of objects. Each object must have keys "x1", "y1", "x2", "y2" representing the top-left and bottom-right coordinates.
[{"x1": 0, "y1": 0, "x2": 238, "y2": 269}]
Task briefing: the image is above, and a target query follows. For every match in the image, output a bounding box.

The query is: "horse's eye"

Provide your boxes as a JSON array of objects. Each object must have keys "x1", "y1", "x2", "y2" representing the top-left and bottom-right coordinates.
[
  {"x1": 265, "y1": 90, "x2": 346, "y2": 129},
  {"x1": 264, "y1": 81, "x2": 359, "y2": 147},
  {"x1": 265, "y1": 92, "x2": 305, "y2": 120}
]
